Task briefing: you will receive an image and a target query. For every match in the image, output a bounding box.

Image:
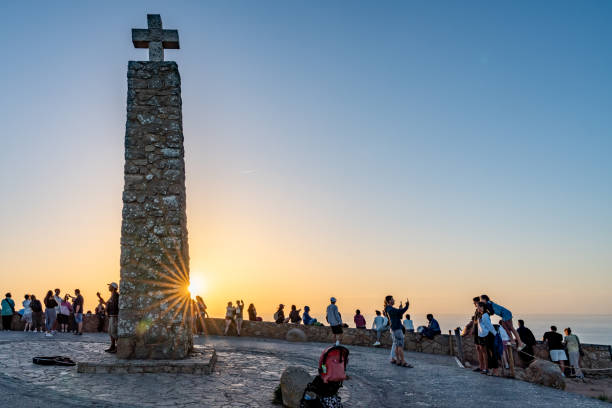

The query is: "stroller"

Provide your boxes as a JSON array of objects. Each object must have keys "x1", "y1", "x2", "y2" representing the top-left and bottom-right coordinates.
[{"x1": 300, "y1": 345, "x2": 349, "y2": 408}]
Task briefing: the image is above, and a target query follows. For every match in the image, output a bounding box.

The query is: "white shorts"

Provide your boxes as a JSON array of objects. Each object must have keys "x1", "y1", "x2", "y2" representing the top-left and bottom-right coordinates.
[{"x1": 549, "y1": 349, "x2": 567, "y2": 362}]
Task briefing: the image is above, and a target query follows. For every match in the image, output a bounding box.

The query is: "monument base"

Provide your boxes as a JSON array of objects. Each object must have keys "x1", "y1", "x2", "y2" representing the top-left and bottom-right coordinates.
[{"x1": 77, "y1": 344, "x2": 215, "y2": 374}]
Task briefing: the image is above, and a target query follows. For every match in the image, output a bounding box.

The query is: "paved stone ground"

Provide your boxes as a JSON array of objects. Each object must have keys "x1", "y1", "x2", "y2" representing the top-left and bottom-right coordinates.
[{"x1": 0, "y1": 332, "x2": 606, "y2": 407}]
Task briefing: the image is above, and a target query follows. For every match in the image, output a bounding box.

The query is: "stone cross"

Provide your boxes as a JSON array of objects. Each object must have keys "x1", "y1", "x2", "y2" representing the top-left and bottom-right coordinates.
[{"x1": 132, "y1": 14, "x2": 179, "y2": 62}]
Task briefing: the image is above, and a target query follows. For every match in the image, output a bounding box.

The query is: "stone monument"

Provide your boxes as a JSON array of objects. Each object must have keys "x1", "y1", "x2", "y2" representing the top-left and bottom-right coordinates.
[{"x1": 117, "y1": 14, "x2": 193, "y2": 359}]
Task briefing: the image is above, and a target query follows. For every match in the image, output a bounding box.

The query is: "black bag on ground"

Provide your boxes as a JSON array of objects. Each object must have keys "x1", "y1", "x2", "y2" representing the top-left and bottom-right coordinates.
[
  {"x1": 300, "y1": 375, "x2": 343, "y2": 408},
  {"x1": 33, "y1": 356, "x2": 76, "y2": 366}
]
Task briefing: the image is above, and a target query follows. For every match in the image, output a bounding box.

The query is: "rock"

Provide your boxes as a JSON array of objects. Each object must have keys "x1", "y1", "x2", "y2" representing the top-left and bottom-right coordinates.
[
  {"x1": 280, "y1": 366, "x2": 311, "y2": 408},
  {"x1": 523, "y1": 359, "x2": 566, "y2": 390},
  {"x1": 286, "y1": 328, "x2": 307, "y2": 342}
]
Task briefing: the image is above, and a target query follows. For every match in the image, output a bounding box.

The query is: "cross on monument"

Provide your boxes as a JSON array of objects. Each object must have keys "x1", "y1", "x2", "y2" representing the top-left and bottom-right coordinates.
[{"x1": 132, "y1": 14, "x2": 179, "y2": 62}]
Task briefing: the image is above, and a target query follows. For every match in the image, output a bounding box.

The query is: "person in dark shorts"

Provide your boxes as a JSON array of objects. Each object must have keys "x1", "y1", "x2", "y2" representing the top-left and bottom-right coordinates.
[
  {"x1": 543, "y1": 326, "x2": 567, "y2": 373},
  {"x1": 71, "y1": 289, "x2": 84, "y2": 335},
  {"x1": 326, "y1": 297, "x2": 343, "y2": 345}
]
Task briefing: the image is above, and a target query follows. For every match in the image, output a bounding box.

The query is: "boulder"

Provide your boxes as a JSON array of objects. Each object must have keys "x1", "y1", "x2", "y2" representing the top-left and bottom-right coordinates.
[
  {"x1": 280, "y1": 366, "x2": 311, "y2": 408},
  {"x1": 523, "y1": 359, "x2": 566, "y2": 390},
  {"x1": 286, "y1": 328, "x2": 307, "y2": 342}
]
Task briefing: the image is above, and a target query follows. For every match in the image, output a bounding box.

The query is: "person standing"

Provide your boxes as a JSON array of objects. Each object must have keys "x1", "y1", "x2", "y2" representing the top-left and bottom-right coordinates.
[
  {"x1": 476, "y1": 302, "x2": 498, "y2": 375},
  {"x1": 354, "y1": 310, "x2": 366, "y2": 329},
  {"x1": 95, "y1": 298, "x2": 106, "y2": 332},
  {"x1": 72, "y1": 289, "x2": 84, "y2": 335},
  {"x1": 22, "y1": 294, "x2": 33, "y2": 332},
  {"x1": 58, "y1": 295, "x2": 72, "y2": 333},
  {"x1": 1, "y1": 293, "x2": 15, "y2": 331},
  {"x1": 516, "y1": 320, "x2": 537, "y2": 364},
  {"x1": 468, "y1": 297, "x2": 485, "y2": 372},
  {"x1": 30, "y1": 295, "x2": 43, "y2": 332},
  {"x1": 235, "y1": 300, "x2": 244, "y2": 336},
  {"x1": 543, "y1": 326, "x2": 567, "y2": 374},
  {"x1": 371, "y1": 310, "x2": 387, "y2": 346},
  {"x1": 195, "y1": 296, "x2": 208, "y2": 334},
  {"x1": 51, "y1": 288, "x2": 62, "y2": 333},
  {"x1": 402, "y1": 314, "x2": 414, "y2": 333},
  {"x1": 564, "y1": 328, "x2": 584, "y2": 379},
  {"x1": 43, "y1": 290, "x2": 58, "y2": 337},
  {"x1": 384, "y1": 295, "x2": 411, "y2": 367},
  {"x1": 326, "y1": 297, "x2": 343, "y2": 345},
  {"x1": 98, "y1": 283, "x2": 119, "y2": 353},
  {"x1": 224, "y1": 301, "x2": 236, "y2": 335}
]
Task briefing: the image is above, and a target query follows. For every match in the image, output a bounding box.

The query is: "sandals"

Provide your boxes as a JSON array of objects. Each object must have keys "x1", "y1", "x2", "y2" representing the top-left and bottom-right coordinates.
[
  {"x1": 399, "y1": 362, "x2": 413, "y2": 368},
  {"x1": 390, "y1": 359, "x2": 398, "y2": 365}
]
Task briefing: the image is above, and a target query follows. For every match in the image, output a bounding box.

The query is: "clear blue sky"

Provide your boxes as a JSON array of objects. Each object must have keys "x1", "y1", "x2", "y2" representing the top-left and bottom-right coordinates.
[{"x1": 0, "y1": 1, "x2": 611, "y2": 317}]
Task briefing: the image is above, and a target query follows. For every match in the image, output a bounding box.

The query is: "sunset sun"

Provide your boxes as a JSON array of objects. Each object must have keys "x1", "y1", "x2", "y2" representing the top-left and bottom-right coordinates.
[{"x1": 188, "y1": 274, "x2": 207, "y2": 299}]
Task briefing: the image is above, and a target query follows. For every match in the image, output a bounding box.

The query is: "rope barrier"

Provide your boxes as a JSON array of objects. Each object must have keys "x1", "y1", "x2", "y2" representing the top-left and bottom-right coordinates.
[{"x1": 514, "y1": 348, "x2": 612, "y2": 372}]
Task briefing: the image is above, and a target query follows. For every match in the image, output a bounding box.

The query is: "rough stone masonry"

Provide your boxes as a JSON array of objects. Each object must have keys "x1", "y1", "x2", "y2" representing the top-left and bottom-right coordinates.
[{"x1": 117, "y1": 15, "x2": 193, "y2": 359}]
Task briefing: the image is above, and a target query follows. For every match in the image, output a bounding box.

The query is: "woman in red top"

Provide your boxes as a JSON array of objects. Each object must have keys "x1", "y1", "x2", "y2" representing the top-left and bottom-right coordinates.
[{"x1": 354, "y1": 309, "x2": 366, "y2": 329}]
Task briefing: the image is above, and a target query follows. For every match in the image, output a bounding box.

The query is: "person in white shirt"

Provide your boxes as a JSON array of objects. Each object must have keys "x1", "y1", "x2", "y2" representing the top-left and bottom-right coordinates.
[
  {"x1": 52, "y1": 288, "x2": 62, "y2": 334},
  {"x1": 22, "y1": 294, "x2": 32, "y2": 332},
  {"x1": 476, "y1": 302, "x2": 499, "y2": 375},
  {"x1": 402, "y1": 314, "x2": 414, "y2": 333},
  {"x1": 371, "y1": 310, "x2": 387, "y2": 346},
  {"x1": 498, "y1": 320, "x2": 511, "y2": 369}
]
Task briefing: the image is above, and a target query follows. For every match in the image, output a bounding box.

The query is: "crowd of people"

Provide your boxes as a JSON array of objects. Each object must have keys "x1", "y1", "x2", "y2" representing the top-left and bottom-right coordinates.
[
  {"x1": 1, "y1": 288, "x2": 590, "y2": 377},
  {"x1": 0, "y1": 283, "x2": 120, "y2": 353},
  {"x1": 464, "y1": 294, "x2": 584, "y2": 378}
]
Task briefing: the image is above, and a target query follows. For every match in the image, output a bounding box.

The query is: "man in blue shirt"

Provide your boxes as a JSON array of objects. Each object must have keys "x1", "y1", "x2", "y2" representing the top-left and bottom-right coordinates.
[
  {"x1": 422, "y1": 314, "x2": 441, "y2": 339},
  {"x1": 384, "y1": 295, "x2": 412, "y2": 368}
]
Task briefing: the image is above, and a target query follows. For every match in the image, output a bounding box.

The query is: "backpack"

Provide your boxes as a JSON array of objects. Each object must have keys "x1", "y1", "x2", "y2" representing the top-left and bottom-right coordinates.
[
  {"x1": 319, "y1": 346, "x2": 349, "y2": 383},
  {"x1": 300, "y1": 375, "x2": 343, "y2": 408}
]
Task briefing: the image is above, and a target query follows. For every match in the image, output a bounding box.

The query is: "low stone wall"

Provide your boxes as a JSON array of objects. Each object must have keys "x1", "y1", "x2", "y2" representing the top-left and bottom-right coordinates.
[
  {"x1": 203, "y1": 318, "x2": 452, "y2": 354},
  {"x1": 4, "y1": 314, "x2": 610, "y2": 374},
  {"x1": 2, "y1": 313, "x2": 108, "y2": 333}
]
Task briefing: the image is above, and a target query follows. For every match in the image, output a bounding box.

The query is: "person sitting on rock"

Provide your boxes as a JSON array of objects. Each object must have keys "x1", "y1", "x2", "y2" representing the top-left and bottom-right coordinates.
[
  {"x1": 420, "y1": 314, "x2": 441, "y2": 339},
  {"x1": 289, "y1": 305, "x2": 302, "y2": 324},
  {"x1": 248, "y1": 303, "x2": 258, "y2": 321},
  {"x1": 274, "y1": 304, "x2": 288, "y2": 324},
  {"x1": 371, "y1": 310, "x2": 387, "y2": 346},
  {"x1": 402, "y1": 314, "x2": 414, "y2": 333},
  {"x1": 354, "y1": 309, "x2": 366, "y2": 329},
  {"x1": 302, "y1": 306, "x2": 317, "y2": 325}
]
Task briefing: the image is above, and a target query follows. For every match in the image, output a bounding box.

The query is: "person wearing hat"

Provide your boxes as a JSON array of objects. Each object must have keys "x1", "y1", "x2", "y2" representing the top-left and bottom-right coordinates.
[
  {"x1": 97, "y1": 282, "x2": 119, "y2": 353},
  {"x1": 326, "y1": 297, "x2": 343, "y2": 345}
]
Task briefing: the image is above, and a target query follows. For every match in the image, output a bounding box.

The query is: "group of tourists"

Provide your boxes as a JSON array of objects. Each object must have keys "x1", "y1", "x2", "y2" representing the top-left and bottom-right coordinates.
[
  {"x1": 465, "y1": 294, "x2": 584, "y2": 378},
  {"x1": 1, "y1": 289, "x2": 85, "y2": 336},
  {"x1": 0, "y1": 284, "x2": 120, "y2": 353},
  {"x1": 2, "y1": 287, "x2": 591, "y2": 378}
]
